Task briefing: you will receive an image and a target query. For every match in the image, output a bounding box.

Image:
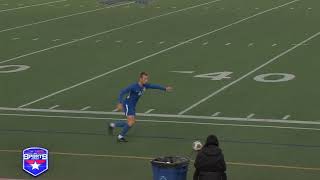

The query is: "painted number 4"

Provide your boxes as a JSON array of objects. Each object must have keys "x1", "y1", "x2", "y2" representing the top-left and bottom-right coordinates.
[{"x1": 194, "y1": 72, "x2": 233, "y2": 80}]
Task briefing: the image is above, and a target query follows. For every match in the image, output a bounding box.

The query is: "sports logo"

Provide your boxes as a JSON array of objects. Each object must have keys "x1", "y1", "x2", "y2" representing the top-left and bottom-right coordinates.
[
  {"x1": 22, "y1": 147, "x2": 49, "y2": 177},
  {"x1": 159, "y1": 176, "x2": 167, "y2": 180}
]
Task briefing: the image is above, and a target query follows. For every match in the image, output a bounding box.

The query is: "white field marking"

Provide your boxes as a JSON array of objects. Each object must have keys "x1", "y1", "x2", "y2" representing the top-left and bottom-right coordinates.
[
  {"x1": 0, "y1": 2, "x2": 134, "y2": 33},
  {"x1": 0, "y1": 0, "x2": 67, "y2": 13},
  {"x1": 11, "y1": 37, "x2": 20, "y2": 40},
  {"x1": 156, "y1": 6, "x2": 160, "y2": 9},
  {"x1": 178, "y1": 31, "x2": 320, "y2": 115},
  {"x1": 248, "y1": 43, "x2": 254, "y2": 47},
  {"x1": 272, "y1": 43, "x2": 278, "y2": 46},
  {"x1": 144, "y1": 109, "x2": 155, "y2": 114},
  {"x1": 225, "y1": 42, "x2": 231, "y2": 46},
  {"x1": 255, "y1": 7, "x2": 260, "y2": 10},
  {"x1": 17, "y1": 0, "x2": 299, "y2": 108},
  {"x1": 0, "y1": 65, "x2": 30, "y2": 73},
  {"x1": 49, "y1": 105, "x2": 59, "y2": 109},
  {"x1": 80, "y1": 106, "x2": 91, "y2": 111},
  {"x1": 0, "y1": 178, "x2": 27, "y2": 180},
  {"x1": 292, "y1": 43, "x2": 308, "y2": 46},
  {"x1": 211, "y1": 112, "x2": 221, "y2": 116},
  {"x1": 247, "y1": 113, "x2": 255, "y2": 119},
  {"x1": 170, "y1": 71, "x2": 195, "y2": 74},
  {"x1": 282, "y1": 115, "x2": 291, "y2": 120},
  {"x1": 115, "y1": 40, "x2": 122, "y2": 43},
  {"x1": 202, "y1": 42, "x2": 208, "y2": 45},
  {"x1": 52, "y1": 39, "x2": 61, "y2": 42},
  {"x1": 2, "y1": 107, "x2": 320, "y2": 125},
  {"x1": 290, "y1": 7, "x2": 295, "y2": 10},
  {"x1": 32, "y1": 38, "x2": 39, "y2": 41},
  {"x1": 0, "y1": 0, "x2": 223, "y2": 65},
  {"x1": 159, "y1": 41, "x2": 165, "y2": 44},
  {"x1": 136, "y1": 41, "x2": 143, "y2": 44},
  {"x1": 1, "y1": 112, "x2": 320, "y2": 132}
]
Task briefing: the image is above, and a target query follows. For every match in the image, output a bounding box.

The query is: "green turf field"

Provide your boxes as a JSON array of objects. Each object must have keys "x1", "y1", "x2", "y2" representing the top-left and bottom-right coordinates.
[{"x1": 1, "y1": 0, "x2": 320, "y2": 179}]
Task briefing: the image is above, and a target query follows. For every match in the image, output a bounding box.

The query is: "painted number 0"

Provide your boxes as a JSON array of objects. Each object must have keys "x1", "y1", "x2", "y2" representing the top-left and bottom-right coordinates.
[
  {"x1": 254, "y1": 73, "x2": 295, "y2": 82},
  {"x1": 0, "y1": 65, "x2": 30, "y2": 73}
]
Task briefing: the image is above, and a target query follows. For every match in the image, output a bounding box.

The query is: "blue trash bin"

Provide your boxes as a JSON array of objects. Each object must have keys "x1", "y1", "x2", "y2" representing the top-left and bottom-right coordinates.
[{"x1": 151, "y1": 156, "x2": 189, "y2": 180}]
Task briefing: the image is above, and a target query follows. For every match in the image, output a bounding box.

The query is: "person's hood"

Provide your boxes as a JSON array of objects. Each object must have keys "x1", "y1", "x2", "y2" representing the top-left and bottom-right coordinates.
[
  {"x1": 202, "y1": 135, "x2": 221, "y2": 156},
  {"x1": 205, "y1": 134, "x2": 219, "y2": 147}
]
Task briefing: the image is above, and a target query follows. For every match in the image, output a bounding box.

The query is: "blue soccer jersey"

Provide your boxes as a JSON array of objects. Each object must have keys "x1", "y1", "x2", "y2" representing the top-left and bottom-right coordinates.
[{"x1": 118, "y1": 83, "x2": 166, "y2": 108}]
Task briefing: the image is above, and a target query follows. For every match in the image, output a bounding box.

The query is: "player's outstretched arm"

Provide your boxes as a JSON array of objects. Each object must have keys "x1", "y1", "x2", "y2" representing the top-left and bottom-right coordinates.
[{"x1": 145, "y1": 83, "x2": 173, "y2": 92}]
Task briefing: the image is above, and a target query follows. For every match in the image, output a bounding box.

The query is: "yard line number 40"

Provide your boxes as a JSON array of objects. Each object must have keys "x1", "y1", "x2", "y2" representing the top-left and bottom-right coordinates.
[{"x1": 174, "y1": 71, "x2": 295, "y2": 82}]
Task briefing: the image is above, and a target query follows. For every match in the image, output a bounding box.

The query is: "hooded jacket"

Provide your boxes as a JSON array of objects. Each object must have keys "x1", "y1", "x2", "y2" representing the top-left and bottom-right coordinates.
[{"x1": 193, "y1": 135, "x2": 227, "y2": 180}]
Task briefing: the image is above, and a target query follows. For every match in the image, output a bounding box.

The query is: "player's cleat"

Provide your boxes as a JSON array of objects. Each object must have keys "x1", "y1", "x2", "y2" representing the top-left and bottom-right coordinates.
[
  {"x1": 108, "y1": 123, "x2": 115, "y2": 136},
  {"x1": 117, "y1": 137, "x2": 128, "y2": 143}
]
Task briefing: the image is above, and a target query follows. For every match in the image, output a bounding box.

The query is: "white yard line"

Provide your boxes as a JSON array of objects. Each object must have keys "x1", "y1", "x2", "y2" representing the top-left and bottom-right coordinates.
[
  {"x1": 0, "y1": 2, "x2": 133, "y2": 33},
  {"x1": 18, "y1": 0, "x2": 299, "y2": 108},
  {"x1": 178, "y1": 31, "x2": 320, "y2": 115},
  {"x1": 144, "y1": 109, "x2": 155, "y2": 114},
  {"x1": 0, "y1": 0, "x2": 67, "y2": 13},
  {"x1": 49, "y1": 105, "x2": 59, "y2": 109},
  {"x1": 247, "y1": 113, "x2": 255, "y2": 119},
  {"x1": 1, "y1": 150, "x2": 320, "y2": 171},
  {"x1": 0, "y1": 0, "x2": 222, "y2": 64},
  {"x1": 80, "y1": 106, "x2": 91, "y2": 111},
  {"x1": 0, "y1": 112, "x2": 320, "y2": 131},
  {"x1": 170, "y1": 71, "x2": 195, "y2": 74},
  {"x1": 282, "y1": 115, "x2": 291, "y2": 120},
  {"x1": 1, "y1": 107, "x2": 320, "y2": 125},
  {"x1": 211, "y1": 112, "x2": 221, "y2": 116}
]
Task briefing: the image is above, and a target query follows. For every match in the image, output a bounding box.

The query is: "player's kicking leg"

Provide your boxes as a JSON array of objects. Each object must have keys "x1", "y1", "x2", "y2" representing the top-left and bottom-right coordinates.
[
  {"x1": 109, "y1": 104, "x2": 136, "y2": 142},
  {"x1": 109, "y1": 116, "x2": 135, "y2": 142}
]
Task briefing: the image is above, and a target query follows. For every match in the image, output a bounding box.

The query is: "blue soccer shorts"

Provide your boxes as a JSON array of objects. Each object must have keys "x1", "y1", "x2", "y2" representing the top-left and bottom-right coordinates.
[{"x1": 123, "y1": 104, "x2": 136, "y2": 116}]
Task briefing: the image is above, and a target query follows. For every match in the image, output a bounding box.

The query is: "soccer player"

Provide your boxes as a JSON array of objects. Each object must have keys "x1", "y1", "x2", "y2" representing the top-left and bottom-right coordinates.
[{"x1": 109, "y1": 72, "x2": 172, "y2": 142}]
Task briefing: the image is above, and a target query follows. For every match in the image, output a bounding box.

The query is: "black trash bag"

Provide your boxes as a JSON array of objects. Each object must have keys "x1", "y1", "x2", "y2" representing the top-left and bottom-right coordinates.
[{"x1": 151, "y1": 156, "x2": 189, "y2": 168}]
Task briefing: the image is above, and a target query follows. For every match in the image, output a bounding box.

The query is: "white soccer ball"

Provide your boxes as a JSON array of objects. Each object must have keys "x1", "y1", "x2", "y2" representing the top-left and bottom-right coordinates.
[{"x1": 192, "y1": 141, "x2": 203, "y2": 151}]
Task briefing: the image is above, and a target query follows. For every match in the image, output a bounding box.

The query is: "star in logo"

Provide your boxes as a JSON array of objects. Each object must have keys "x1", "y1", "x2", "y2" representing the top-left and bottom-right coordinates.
[{"x1": 31, "y1": 161, "x2": 40, "y2": 170}]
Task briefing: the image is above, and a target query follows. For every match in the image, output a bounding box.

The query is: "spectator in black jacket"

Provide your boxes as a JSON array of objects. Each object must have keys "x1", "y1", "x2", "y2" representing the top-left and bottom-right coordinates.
[{"x1": 193, "y1": 134, "x2": 227, "y2": 180}]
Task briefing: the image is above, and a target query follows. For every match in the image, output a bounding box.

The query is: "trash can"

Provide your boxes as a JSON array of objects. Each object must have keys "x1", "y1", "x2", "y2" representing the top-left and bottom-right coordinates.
[{"x1": 151, "y1": 156, "x2": 189, "y2": 180}]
